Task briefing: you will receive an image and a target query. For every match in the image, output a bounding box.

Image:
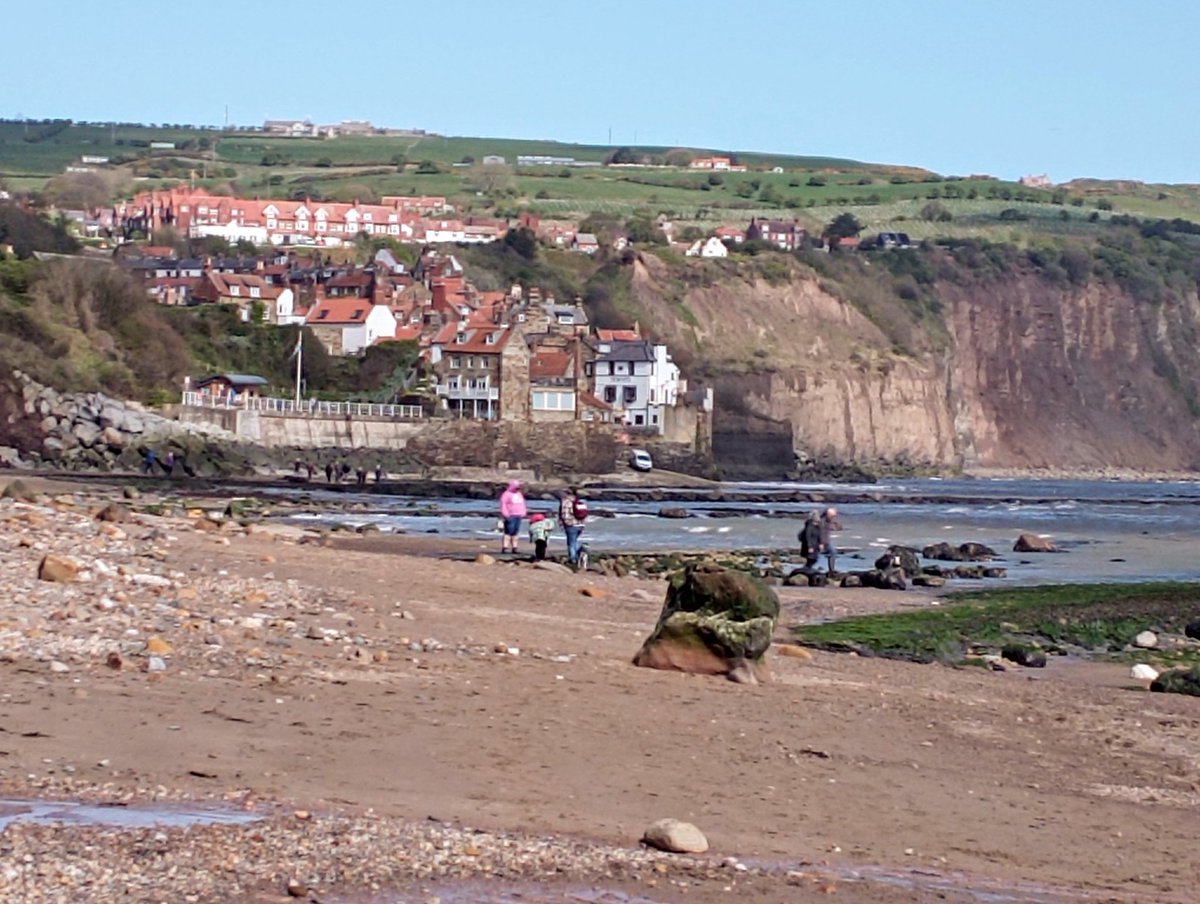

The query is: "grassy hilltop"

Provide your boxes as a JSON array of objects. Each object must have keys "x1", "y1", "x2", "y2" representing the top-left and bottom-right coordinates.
[{"x1": 5, "y1": 118, "x2": 1200, "y2": 244}]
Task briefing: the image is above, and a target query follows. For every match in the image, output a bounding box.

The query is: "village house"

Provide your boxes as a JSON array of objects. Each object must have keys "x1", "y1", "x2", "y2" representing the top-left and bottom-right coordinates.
[
  {"x1": 527, "y1": 340, "x2": 580, "y2": 423},
  {"x1": 684, "y1": 236, "x2": 729, "y2": 258},
  {"x1": 305, "y1": 297, "x2": 397, "y2": 355},
  {"x1": 746, "y1": 217, "x2": 806, "y2": 251},
  {"x1": 425, "y1": 322, "x2": 530, "y2": 421},
  {"x1": 688, "y1": 156, "x2": 748, "y2": 173},
  {"x1": 585, "y1": 337, "x2": 681, "y2": 433},
  {"x1": 189, "y1": 373, "x2": 269, "y2": 401},
  {"x1": 571, "y1": 233, "x2": 600, "y2": 254},
  {"x1": 714, "y1": 225, "x2": 746, "y2": 244},
  {"x1": 190, "y1": 270, "x2": 297, "y2": 324}
]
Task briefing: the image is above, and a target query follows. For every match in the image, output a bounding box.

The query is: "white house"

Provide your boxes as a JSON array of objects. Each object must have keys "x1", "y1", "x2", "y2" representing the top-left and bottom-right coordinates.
[
  {"x1": 305, "y1": 298, "x2": 397, "y2": 355},
  {"x1": 685, "y1": 236, "x2": 729, "y2": 258},
  {"x1": 585, "y1": 338, "x2": 681, "y2": 433}
]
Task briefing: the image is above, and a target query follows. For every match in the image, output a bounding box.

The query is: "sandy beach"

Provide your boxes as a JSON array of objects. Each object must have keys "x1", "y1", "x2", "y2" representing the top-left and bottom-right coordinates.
[{"x1": 1, "y1": 474, "x2": 1198, "y2": 903}]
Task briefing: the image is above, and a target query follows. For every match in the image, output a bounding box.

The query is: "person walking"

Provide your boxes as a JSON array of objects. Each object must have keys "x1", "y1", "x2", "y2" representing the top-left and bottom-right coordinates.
[
  {"x1": 498, "y1": 479, "x2": 528, "y2": 555},
  {"x1": 819, "y1": 507, "x2": 843, "y2": 575},
  {"x1": 798, "y1": 510, "x2": 821, "y2": 572},
  {"x1": 558, "y1": 486, "x2": 589, "y2": 566},
  {"x1": 142, "y1": 448, "x2": 158, "y2": 475}
]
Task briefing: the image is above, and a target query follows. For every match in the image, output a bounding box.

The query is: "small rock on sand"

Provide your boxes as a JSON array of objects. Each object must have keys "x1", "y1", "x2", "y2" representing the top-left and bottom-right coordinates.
[
  {"x1": 38, "y1": 554, "x2": 79, "y2": 583},
  {"x1": 642, "y1": 818, "x2": 708, "y2": 854}
]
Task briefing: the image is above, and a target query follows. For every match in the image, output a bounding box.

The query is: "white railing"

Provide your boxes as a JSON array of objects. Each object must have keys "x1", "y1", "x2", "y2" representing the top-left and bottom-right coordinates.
[
  {"x1": 182, "y1": 391, "x2": 422, "y2": 419},
  {"x1": 435, "y1": 385, "x2": 500, "y2": 401}
]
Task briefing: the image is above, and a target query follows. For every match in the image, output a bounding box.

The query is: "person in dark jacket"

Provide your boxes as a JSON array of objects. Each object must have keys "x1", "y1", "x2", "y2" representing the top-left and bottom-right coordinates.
[{"x1": 798, "y1": 511, "x2": 821, "y2": 571}]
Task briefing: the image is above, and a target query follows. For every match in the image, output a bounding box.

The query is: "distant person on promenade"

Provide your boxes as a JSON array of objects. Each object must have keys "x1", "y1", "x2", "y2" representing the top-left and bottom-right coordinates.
[
  {"x1": 558, "y1": 487, "x2": 589, "y2": 566},
  {"x1": 141, "y1": 448, "x2": 158, "y2": 475},
  {"x1": 355, "y1": 467, "x2": 368, "y2": 487},
  {"x1": 819, "y1": 507, "x2": 843, "y2": 575},
  {"x1": 528, "y1": 512, "x2": 555, "y2": 561},
  {"x1": 375, "y1": 463, "x2": 385, "y2": 483},
  {"x1": 798, "y1": 510, "x2": 821, "y2": 572},
  {"x1": 324, "y1": 462, "x2": 335, "y2": 484},
  {"x1": 499, "y1": 479, "x2": 528, "y2": 555},
  {"x1": 305, "y1": 461, "x2": 315, "y2": 481},
  {"x1": 162, "y1": 451, "x2": 176, "y2": 476}
]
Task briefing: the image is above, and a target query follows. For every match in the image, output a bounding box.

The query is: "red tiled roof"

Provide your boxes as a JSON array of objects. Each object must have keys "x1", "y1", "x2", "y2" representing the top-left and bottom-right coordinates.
[
  {"x1": 530, "y1": 350, "x2": 572, "y2": 379},
  {"x1": 596, "y1": 328, "x2": 640, "y2": 341},
  {"x1": 306, "y1": 297, "x2": 379, "y2": 325},
  {"x1": 579, "y1": 390, "x2": 612, "y2": 411}
]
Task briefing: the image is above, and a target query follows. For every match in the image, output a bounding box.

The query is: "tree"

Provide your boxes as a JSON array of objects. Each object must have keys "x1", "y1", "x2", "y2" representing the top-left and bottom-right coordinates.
[
  {"x1": 415, "y1": 160, "x2": 441, "y2": 175},
  {"x1": 625, "y1": 215, "x2": 665, "y2": 245},
  {"x1": 468, "y1": 163, "x2": 514, "y2": 195},
  {"x1": 823, "y1": 213, "x2": 863, "y2": 245},
  {"x1": 503, "y1": 226, "x2": 538, "y2": 260},
  {"x1": 919, "y1": 201, "x2": 952, "y2": 222},
  {"x1": 664, "y1": 148, "x2": 694, "y2": 167},
  {"x1": 606, "y1": 147, "x2": 638, "y2": 165},
  {"x1": 42, "y1": 171, "x2": 114, "y2": 210}
]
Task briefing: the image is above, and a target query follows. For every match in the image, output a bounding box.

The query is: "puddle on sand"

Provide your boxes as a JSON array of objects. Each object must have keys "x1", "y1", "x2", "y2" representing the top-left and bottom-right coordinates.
[
  {"x1": 327, "y1": 885, "x2": 661, "y2": 904},
  {"x1": 0, "y1": 798, "x2": 263, "y2": 831}
]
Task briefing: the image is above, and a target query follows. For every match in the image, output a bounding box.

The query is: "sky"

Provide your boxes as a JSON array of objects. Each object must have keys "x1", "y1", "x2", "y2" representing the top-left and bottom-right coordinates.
[{"x1": 8, "y1": 0, "x2": 1200, "y2": 184}]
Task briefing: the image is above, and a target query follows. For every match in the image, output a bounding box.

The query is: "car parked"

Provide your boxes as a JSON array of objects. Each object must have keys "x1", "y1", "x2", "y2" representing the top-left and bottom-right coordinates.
[{"x1": 629, "y1": 449, "x2": 654, "y2": 471}]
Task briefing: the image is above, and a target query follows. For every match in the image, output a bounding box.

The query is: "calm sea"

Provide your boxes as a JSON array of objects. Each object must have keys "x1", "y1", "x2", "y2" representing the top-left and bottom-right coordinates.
[{"x1": 273, "y1": 477, "x2": 1200, "y2": 586}]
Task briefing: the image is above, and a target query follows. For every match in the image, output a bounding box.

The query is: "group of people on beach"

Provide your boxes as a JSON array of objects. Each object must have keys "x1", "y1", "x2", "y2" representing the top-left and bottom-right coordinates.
[
  {"x1": 498, "y1": 479, "x2": 589, "y2": 565},
  {"x1": 298, "y1": 459, "x2": 385, "y2": 486},
  {"x1": 798, "y1": 507, "x2": 842, "y2": 574},
  {"x1": 499, "y1": 481, "x2": 843, "y2": 574},
  {"x1": 141, "y1": 448, "x2": 188, "y2": 478}
]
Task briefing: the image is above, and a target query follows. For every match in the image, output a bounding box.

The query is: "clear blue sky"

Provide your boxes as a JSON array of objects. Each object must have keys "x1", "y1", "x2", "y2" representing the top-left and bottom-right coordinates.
[{"x1": 9, "y1": 0, "x2": 1199, "y2": 183}]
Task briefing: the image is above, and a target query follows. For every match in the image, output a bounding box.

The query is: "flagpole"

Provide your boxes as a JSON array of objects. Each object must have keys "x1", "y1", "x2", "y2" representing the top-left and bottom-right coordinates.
[{"x1": 294, "y1": 330, "x2": 303, "y2": 405}]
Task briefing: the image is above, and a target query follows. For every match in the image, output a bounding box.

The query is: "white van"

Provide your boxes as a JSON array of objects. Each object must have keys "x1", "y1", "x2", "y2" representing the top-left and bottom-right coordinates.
[{"x1": 629, "y1": 449, "x2": 654, "y2": 471}]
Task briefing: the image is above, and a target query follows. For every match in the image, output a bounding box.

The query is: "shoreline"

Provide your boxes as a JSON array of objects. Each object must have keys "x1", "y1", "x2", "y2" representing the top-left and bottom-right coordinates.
[{"x1": 1, "y1": 474, "x2": 1198, "y2": 902}]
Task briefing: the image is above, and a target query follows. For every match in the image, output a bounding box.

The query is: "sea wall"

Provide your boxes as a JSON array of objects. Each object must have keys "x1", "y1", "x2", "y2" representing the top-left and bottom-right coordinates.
[{"x1": 177, "y1": 407, "x2": 425, "y2": 449}]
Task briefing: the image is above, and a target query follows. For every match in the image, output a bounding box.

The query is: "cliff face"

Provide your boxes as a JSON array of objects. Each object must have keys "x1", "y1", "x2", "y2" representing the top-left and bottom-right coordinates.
[{"x1": 629, "y1": 255, "x2": 1200, "y2": 471}]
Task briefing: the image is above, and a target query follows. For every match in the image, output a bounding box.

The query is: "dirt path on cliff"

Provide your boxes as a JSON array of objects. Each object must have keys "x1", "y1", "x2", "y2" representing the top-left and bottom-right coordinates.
[{"x1": 1, "y1": 477, "x2": 1197, "y2": 902}]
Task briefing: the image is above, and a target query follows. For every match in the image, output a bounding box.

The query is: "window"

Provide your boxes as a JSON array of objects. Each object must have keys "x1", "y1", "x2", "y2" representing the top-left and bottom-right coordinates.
[
  {"x1": 230, "y1": 286, "x2": 240, "y2": 296},
  {"x1": 450, "y1": 357, "x2": 460, "y2": 369},
  {"x1": 623, "y1": 387, "x2": 637, "y2": 404},
  {"x1": 250, "y1": 287, "x2": 260, "y2": 298},
  {"x1": 532, "y1": 391, "x2": 575, "y2": 411},
  {"x1": 634, "y1": 414, "x2": 644, "y2": 425},
  {"x1": 604, "y1": 386, "x2": 617, "y2": 403}
]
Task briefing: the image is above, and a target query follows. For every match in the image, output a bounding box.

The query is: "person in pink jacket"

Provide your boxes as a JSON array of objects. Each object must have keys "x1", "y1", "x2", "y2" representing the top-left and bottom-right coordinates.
[{"x1": 498, "y1": 479, "x2": 528, "y2": 554}]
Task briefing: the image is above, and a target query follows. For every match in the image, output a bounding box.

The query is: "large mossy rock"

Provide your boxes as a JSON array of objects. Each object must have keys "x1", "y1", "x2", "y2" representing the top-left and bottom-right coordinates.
[
  {"x1": 1150, "y1": 666, "x2": 1200, "y2": 697},
  {"x1": 632, "y1": 563, "x2": 780, "y2": 683}
]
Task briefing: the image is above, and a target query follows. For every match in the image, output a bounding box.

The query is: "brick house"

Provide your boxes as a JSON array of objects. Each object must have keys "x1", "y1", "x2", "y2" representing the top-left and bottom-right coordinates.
[{"x1": 745, "y1": 217, "x2": 806, "y2": 251}]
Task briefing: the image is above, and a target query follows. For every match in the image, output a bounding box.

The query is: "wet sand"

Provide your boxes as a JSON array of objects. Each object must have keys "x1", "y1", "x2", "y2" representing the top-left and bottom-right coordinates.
[{"x1": 0, "y1": 475, "x2": 1198, "y2": 902}]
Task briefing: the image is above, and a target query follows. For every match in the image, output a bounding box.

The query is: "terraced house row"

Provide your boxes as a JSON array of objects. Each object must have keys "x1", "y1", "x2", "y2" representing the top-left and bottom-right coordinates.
[{"x1": 115, "y1": 188, "x2": 506, "y2": 247}]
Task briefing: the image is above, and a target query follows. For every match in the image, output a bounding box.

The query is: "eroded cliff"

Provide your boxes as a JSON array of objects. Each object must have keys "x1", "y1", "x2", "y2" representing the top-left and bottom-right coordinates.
[{"x1": 628, "y1": 252, "x2": 1200, "y2": 471}]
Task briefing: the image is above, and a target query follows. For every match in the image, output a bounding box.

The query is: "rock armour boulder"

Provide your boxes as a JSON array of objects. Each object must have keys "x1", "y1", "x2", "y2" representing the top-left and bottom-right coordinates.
[{"x1": 633, "y1": 563, "x2": 779, "y2": 683}]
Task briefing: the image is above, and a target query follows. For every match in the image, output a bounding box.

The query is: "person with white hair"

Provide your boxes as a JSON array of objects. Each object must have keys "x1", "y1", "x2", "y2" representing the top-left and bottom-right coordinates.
[{"x1": 819, "y1": 507, "x2": 843, "y2": 575}]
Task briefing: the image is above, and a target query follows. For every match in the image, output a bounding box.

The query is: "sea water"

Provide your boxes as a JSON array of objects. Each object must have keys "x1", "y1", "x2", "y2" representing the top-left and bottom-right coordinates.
[{"x1": 271, "y1": 477, "x2": 1200, "y2": 586}]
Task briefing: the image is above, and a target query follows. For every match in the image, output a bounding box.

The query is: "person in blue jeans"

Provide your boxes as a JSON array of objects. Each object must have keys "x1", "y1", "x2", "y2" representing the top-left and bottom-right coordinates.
[
  {"x1": 819, "y1": 507, "x2": 842, "y2": 575},
  {"x1": 558, "y1": 487, "x2": 587, "y2": 565}
]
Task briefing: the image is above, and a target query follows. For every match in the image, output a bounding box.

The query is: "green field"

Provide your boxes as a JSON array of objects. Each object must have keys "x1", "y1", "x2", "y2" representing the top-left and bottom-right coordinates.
[{"x1": 5, "y1": 119, "x2": 1200, "y2": 236}]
